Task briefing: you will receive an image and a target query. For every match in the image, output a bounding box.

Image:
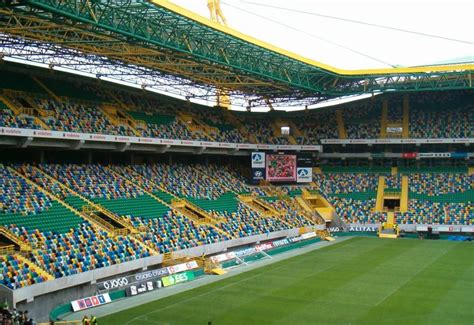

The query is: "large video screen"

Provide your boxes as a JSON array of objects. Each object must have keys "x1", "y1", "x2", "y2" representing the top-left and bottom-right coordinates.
[{"x1": 266, "y1": 154, "x2": 297, "y2": 182}]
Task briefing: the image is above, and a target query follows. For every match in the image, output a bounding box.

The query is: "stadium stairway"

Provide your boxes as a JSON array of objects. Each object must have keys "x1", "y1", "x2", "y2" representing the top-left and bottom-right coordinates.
[
  {"x1": 378, "y1": 212, "x2": 399, "y2": 239},
  {"x1": 282, "y1": 196, "x2": 323, "y2": 226},
  {"x1": 375, "y1": 176, "x2": 385, "y2": 212},
  {"x1": 29, "y1": 167, "x2": 139, "y2": 236},
  {"x1": 468, "y1": 167, "x2": 474, "y2": 176},
  {"x1": 177, "y1": 112, "x2": 216, "y2": 141},
  {"x1": 335, "y1": 110, "x2": 347, "y2": 139},
  {"x1": 101, "y1": 104, "x2": 141, "y2": 136},
  {"x1": 400, "y1": 175, "x2": 409, "y2": 213},
  {"x1": 299, "y1": 189, "x2": 334, "y2": 223},
  {"x1": 0, "y1": 226, "x2": 32, "y2": 253},
  {"x1": 238, "y1": 194, "x2": 281, "y2": 218},
  {"x1": 14, "y1": 253, "x2": 55, "y2": 281}
]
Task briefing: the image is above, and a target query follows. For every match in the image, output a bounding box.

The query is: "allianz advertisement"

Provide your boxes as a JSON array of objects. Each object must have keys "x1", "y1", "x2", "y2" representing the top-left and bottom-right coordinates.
[
  {"x1": 251, "y1": 152, "x2": 265, "y2": 168},
  {"x1": 296, "y1": 167, "x2": 312, "y2": 183},
  {"x1": 251, "y1": 152, "x2": 266, "y2": 183}
]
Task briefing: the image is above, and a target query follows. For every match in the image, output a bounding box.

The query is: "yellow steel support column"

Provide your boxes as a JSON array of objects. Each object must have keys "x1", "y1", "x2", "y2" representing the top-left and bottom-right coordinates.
[
  {"x1": 375, "y1": 176, "x2": 385, "y2": 212},
  {"x1": 400, "y1": 176, "x2": 409, "y2": 213},
  {"x1": 402, "y1": 95, "x2": 410, "y2": 138},
  {"x1": 391, "y1": 167, "x2": 398, "y2": 176},
  {"x1": 380, "y1": 100, "x2": 388, "y2": 138},
  {"x1": 335, "y1": 110, "x2": 347, "y2": 139}
]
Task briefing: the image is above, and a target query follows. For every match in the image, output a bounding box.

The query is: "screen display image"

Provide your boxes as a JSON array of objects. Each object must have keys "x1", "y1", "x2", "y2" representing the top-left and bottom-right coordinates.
[{"x1": 266, "y1": 154, "x2": 297, "y2": 182}]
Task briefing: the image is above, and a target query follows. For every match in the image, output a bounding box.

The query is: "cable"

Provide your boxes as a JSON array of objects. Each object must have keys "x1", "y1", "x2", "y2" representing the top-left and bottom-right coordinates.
[
  {"x1": 221, "y1": 1, "x2": 397, "y2": 67},
  {"x1": 240, "y1": 1, "x2": 474, "y2": 45}
]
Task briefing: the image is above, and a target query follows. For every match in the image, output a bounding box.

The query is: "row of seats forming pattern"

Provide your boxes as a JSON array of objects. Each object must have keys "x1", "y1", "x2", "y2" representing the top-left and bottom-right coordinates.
[
  {"x1": 209, "y1": 203, "x2": 290, "y2": 238},
  {"x1": 329, "y1": 197, "x2": 378, "y2": 224},
  {"x1": 0, "y1": 105, "x2": 39, "y2": 130},
  {"x1": 1, "y1": 90, "x2": 472, "y2": 143},
  {"x1": 408, "y1": 173, "x2": 473, "y2": 196},
  {"x1": 409, "y1": 91, "x2": 473, "y2": 138},
  {"x1": 129, "y1": 211, "x2": 228, "y2": 253},
  {"x1": 129, "y1": 164, "x2": 227, "y2": 200},
  {"x1": 384, "y1": 175, "x2": 401, "y2": 190},
  {"x1": 244, "y1": 120, "x2": 290, "y2": 145},
  {"x1": 265, "y1": 198, "x2": 316, "y2": 228},
  {"x1": 139, "y1": 118, "x2": 211, "y2": 142},
  {"x1": 39, "y1": 164, "x2": 145, "y2": 200},
  {"x1": 0, "y1": 255, "x2": 48, "y2": 289},
  {"x1": 128, "y1": 163, "x2": 260, "y2": 199},
  {"x1": 36, "y1": 99, "x2": 136, "y2": 136},
  {"x1": 293, "y1": 111, "x2": 339, "y2": 144},
  {"x1": 16, "y1": 164, "x2": 70, "y2": 200},
  {"x1": 396, "y1": 201, "x2": 472, "y2": 225},
  {"x1": 0, "y1": 165, "x2": 52, "y2": 215},
  {"x1": 312, "y1": 173, "x2": 379, "y2": 194},
  {"x1": 183, "y1": 106, "x2": 249, "y2": 144},
  {"x1": 9, "y1": 224, "x2": 151, "y2": 278},
  {"x1": 343, "y1": 104, "x2": 381, "y2": 139}
]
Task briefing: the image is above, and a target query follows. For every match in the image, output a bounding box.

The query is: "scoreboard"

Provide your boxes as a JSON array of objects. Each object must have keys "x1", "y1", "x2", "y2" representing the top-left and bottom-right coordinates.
[{"x1": 251, "y1": 152, "x2": 313, "y2": 184}]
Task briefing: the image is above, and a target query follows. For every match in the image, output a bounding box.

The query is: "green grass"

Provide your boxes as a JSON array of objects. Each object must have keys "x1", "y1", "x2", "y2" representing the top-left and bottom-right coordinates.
[{"x1": 101, "y1": 238, "x2": 473, "y2": 324}]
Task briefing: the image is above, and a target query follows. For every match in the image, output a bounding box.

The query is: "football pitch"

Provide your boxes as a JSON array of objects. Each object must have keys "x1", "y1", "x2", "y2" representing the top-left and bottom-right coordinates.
[{"x1": 101, "y1": 237, "x2": 473, "y2": 324}]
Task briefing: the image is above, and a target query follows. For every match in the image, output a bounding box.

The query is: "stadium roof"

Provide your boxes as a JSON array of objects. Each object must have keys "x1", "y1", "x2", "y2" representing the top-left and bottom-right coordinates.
[{"x1": 0, "y1": 0, "x2": 473, "y2": 108}]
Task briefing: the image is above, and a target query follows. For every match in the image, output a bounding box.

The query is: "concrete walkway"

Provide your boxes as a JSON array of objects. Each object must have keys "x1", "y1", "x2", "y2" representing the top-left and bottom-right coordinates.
[{"x1": 63, "y1": 236, "x2": 353, "y2": 321}]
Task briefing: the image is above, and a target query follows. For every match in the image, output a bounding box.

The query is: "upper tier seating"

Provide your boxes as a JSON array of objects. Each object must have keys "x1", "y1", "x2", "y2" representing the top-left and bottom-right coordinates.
[
  {"x1": 344, "y1": 105, "x2": 381, "y2": 139},
  {"x1": 0, "y1": 101, "x2": 39, "y2": 130},
  {"x1": 36, "y1": 99, "x2": 135, "y2": 136},
  {"x1": 409, "y1": 92, "x2": 473, "y2": 138},
  {"x1": 294, "y1": 111, "x2": 338, "y2": 144}
]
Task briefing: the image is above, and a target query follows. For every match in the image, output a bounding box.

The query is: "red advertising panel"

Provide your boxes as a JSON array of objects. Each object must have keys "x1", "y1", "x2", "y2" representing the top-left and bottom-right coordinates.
[
  {"x1": 402, "y1": 152, "x2": 417, "y2": 159},
  {"x1": 266, "y1": 154, "x2": 297, "y2": 182}
]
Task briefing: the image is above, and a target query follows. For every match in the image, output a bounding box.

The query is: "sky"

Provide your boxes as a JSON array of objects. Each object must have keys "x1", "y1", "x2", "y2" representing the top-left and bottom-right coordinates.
[{"x1": 171, "y1": 0, "x2": 474, "y2": 70}]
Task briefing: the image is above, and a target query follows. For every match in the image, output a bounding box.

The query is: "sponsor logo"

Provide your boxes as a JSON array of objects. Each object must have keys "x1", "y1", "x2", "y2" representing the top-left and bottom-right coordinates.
[
  {"x1": 64, "y1": 133, "x2": 80, "y2": 138},
  {"x1": 37, "y1": 131, "x2": 52, "y2": 136},
  {"x1": 101, "y1": 277, "x2": 128, "y2": 290},
  {"x1": 252, "y1": 153, "x2": 263, "y2": 162},
  {"x1": 71, "y1": 294, "x2": 111, "y2": 312},
  {"x1": 5, "y1": 129, "x2": 23, "y2": 135},
  {"x1": 297, "y1": 169, "x2": 309, "y2": 177},
  {"x1": 296, "y1": 167, "x2": 312, "y2": 183},
  {"x1": 134, "y1": 267, "x2": 169, "y2": 282},
  {"x1": 349, "y1": 226, "x2": 378, "y2": 232}
]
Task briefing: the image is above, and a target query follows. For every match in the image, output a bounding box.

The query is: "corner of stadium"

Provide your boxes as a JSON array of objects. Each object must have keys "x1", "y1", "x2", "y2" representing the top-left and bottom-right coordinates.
[{"x1": 0, "y1": 0, "x2": 472, "y2": 324}]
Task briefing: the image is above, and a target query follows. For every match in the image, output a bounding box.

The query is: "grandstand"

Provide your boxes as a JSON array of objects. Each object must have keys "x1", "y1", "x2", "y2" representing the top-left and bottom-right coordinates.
[{"x1": 0, "y1": 0, "x2": 472, "y2": 324}]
